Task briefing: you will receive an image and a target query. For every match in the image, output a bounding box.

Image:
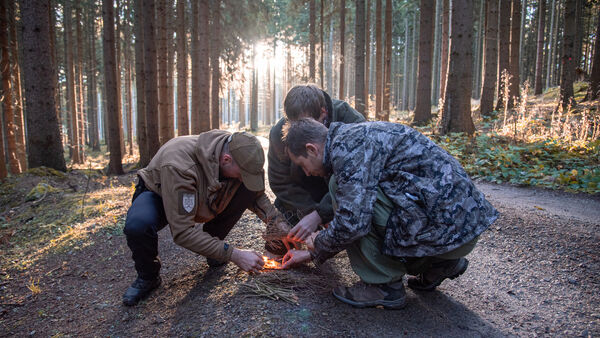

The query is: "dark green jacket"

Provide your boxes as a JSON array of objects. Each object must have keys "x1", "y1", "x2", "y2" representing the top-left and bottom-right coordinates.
[{"x1": 268, "y1": 91, "x2": 365, "y2": 223}]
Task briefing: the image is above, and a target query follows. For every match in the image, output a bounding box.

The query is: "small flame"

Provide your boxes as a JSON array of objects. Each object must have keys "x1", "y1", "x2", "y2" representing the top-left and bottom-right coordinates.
[{"x1": 262, "y1": 256, "x2": 282, "y2": 270}]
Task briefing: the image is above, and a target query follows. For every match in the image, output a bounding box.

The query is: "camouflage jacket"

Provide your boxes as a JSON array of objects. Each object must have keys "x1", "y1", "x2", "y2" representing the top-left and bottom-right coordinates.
[
  {"x1": 312, "y1": 122, "x2": 499, "y2": 264},
  {"x1": 268, "y1": 91, "x2": 365, "y2": 223}
]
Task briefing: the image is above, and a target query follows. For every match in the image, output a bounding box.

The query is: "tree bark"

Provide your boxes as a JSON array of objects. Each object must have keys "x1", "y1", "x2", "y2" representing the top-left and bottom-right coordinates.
[
  {"x1": 559, "y1": 0, "x2": 577, "y2": 109},
  {"x1": 251, "y1": 44, "x2": 258, "y2": 131},
  {"x1": 87, "y1": 1, "x2": 100, "y2": 151},
  {"x1": 339, "y1": 0, "x2": 346, "y2": 100},
  {"x1": 157, "y1": 0, "x2": 169, "y2": 143},
  {"x1": 103, "y1": 0, "x2": 124, "y2": 175},
  {"x1": 0, "y1": 0, "x2": 22, "y2": 174},
  {"x1": 355, "y1": 0, "x2": 366, "y2": 117},
  {"x1": 144, "y1": 0, "x2": 160, "y2": 158},
  {"x1": 495, "y1": 0, "x2": 511, "y2": 110},
  {"x1": 507, "y1": 0, "x2": 521, "y2": 108},
  {"x1": 585, "y1": 9, "x2": 600, "y2": 100},
  {"x1": 365, "y1": 0, "x2": 371, "y2": 115},
  {"x1": 134, "y1": 0, "x2": 150, "y2": 166},
  {"x1": 19, "y1": 0, "x2": 66, "y2": 171},
  {"x1": 546, "y1": 0, "x2": 556, "y2": 88},
  {"x1": 375, "y1": 0, "x2": 382, "y2": 117},
  {"x1": 381, "y1": 0, "x2": 392, "y2": 120},
  {"x1": 176, "y1": 0, "x2": 188, "y2": 135},
  {"x1": 480, "y1": 0, "x2": 499, "y2": 117},
  {"x1": 309, "y1": 0, "x2": 316, "y2": 82},
  {"x1": 320, "y1": 0, "x2": 324, "y2": 88},
  {"x1": 440, "y1": 0, "x2": 449, "y2": 100},
  {"x1": 534, "y1": 0, "x2": 546, "y2": 95},
  {"x1": 7, "y1": 0, "x2": 26, "y2": 169},
  {"x1": 64, "y1": 0, "x2": 81, "y2": 164},
  {"x1": 440, "y1": 0, "x2": 475, "y2": 135},
  {"x1": 210, "y1": 0, "x2": 221, "y2": 130},
  {"x1": 413, "y1": 0, "x2": 435, "y2": 124},
  {"x1": 75, "y1": 3, "x2": 86, "y2": 161}
]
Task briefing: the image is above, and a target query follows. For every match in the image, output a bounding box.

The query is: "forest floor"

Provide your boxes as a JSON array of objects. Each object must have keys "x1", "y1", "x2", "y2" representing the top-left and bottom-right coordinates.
[{"x1": 0, "y1": 137, "x2": 599, "y2": 337}]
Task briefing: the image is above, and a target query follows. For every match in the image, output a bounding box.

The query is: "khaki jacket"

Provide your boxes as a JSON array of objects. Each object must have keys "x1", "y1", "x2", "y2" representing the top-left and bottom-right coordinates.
[{"x1": 138, "y1": 130, "x2": 280, "y2": 262}]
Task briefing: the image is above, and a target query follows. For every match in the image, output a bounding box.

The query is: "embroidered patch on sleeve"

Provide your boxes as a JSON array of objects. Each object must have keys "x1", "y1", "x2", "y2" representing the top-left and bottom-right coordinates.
[{"x1": 179, "y1": 191, "x2": 196, "y2": 215}]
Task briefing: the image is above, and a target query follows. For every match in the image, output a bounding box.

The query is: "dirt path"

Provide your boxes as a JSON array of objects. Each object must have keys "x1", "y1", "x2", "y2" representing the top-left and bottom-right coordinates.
[{"x1": 1, "y1": 148, "x2": 599, "y2": 336}]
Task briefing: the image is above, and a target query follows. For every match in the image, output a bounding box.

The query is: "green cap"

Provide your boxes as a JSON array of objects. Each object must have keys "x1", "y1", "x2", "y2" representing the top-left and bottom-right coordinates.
[{"x1": 228, "y1": 132, "x2": 265, "y2": 191}]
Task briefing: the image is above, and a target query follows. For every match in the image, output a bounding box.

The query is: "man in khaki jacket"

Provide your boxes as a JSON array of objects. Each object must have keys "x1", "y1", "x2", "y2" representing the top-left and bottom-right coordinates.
[{"x1": 122, "y1": 130, "x2": 282, "y2": 306}]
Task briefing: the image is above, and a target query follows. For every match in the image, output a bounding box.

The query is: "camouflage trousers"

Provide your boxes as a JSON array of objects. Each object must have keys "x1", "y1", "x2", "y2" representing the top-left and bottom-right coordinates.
[{"x1": 329, "y1": 176, "x2": 478, "y2": 284}]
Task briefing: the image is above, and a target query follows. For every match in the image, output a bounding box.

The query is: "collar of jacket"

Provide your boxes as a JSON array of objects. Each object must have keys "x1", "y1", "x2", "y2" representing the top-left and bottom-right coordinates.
[
  {"x1": 322, "y1": 122, "x2": 342, "y2": 176},
  {"x1": 322, "y1": 90, "x2": 334, "y2": 128},
  {"x1": 194, "y1": 130, "x2": 231, "y2": 193}
]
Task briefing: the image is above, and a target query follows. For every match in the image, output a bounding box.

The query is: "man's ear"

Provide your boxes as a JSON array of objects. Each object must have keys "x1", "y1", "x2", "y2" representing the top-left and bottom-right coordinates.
[
  {"x1": 318, "y1": 107, "x2": 328, "y2": 123},
  {"x1": 306, "y1": 143, "x2": 319, "y2": 157},
  {"x1": 220, "y1": 153, "x2": 233, "y2": 166}
]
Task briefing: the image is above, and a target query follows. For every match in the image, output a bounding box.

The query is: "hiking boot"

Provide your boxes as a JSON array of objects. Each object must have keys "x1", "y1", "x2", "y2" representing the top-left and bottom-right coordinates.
[
  {"x1": 122, "y1": 276, "x2": 161, "y2": 306},
  {"x1": 407, "y1": 258, "x2": 469, "y2": 291},
  {"x1": 332, "y1": 281, "x2": 406, "y2": 310},
  {"x1": 206, "y1": 257, "x2": 228, "y2": 268}
]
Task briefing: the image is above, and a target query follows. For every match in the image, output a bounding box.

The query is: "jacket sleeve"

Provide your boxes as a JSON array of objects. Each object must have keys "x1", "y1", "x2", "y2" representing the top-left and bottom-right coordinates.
[
  {"x1": 248, "y1": 192, "x2": 284, "y2": 225},
  {"x1": 160, "y1": 165, "x2": 233, "y2": 262},
  {"x1": 311, "y1": 138, "x2": 386, "y2": 265},
  {"x1": 268, "y1": 125, "x2": 323, "y2": 217}
]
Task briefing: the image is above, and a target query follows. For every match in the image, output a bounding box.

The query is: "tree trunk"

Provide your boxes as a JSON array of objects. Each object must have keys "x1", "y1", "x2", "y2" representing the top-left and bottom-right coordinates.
[
  {"x1": 440, "y1": 0, "x2": 475, "y2": 135},
  {"x1": 402, "y1": 16, "x2": 409, "y2": 111},
  {"x1": 75, "y1": 3, "x2": 86, "y2": 161},
  {"x1": 381, "y1": 0, "x2": 392, "y2": 120},
  {"x1": 210, "y1": 0, "x2": 221, "y2": 130},
  {"x1": 176, "y1": 0, "x2": 189, "y2": 135},
  {"x1": 309, "y1": 0, "x2": 316, "y2": 82},
  {"x1": 19, "y1": 0, "x2": 66, "y2": 171},
  {"x1": 431, "y1": 0, "x2": 442, "y2": 104},
  {"x1": 480, "y1": 0, "x2": 499, "y2": 117},
  {"x1": 410, "y1": 11, "x2": 418, "y2": 110},
  {"x1": 64, "y1": 1, "x2": 81, "y2": 164},
  {"x1": 559, "y1": 0, "x2": 577, "y2": 109},
  {"x1": 135, "y1": 0, "x2": 150, "y2": 166},
  {"x1": 251, "y1": 44, "x2": 258, "y2": 131},
  {"x1": 8, "y1": 0, "x2": 26, "y2": 170},
  {"x1": 507, "y1": 0, "x2": 521, "y2": 108},
  {"x1": 440, "y1": 0, "x2": 449, "y2": 100},
  {"x1": 365, "y1": 0, "x2": 371, "y2": 116},
  {"x1": 413, "y1": 0, "x2": 435, "y2": 124},
  {"x1": 320, "y1": 0, "x2": 324, "y2": 88},
  {"x1": 103, "y1": 0, "x2": 124, "y2": 175},
  {"x1": 339, "y1": 0, "x2": 346, "y2": 100},
  {"x1": 585, "y1": 9, "x2": 600, "y2": 100},
  {"x1": 534, "y1": 0, "x2": 546, "y2": 95},
  {"x1": 495, "y1": 0, "x2": 511, "y2": 110},
  {"x1": 0, "y1": 0, "x2": 21, "y2": 174},
  {"x1": 574, "y1": 0, "x2": 583, "y2": 68},
  {"x1": 546, "y1": 0, "x2": 556, "y2": 88},
  {"x1": 144, "y1": 0, "x2": 160, "y2": 158},
  {"x1": 157, "y1": 0, "x2": 169, "y2": 143},
  {"x1": 355, "y1": 0, "x2": 366, "y2": 117},
  {"x1": 473, "y1": 0, "x2": 485, "y2": 99},
  {"x1": 166, "y1": 2, "x2": 175, "y2": 141},
  {"x1": 87, "y1": 1, "x2": 100, "y2": 151},
  {"x1": 375, "y1": 0, "x2": 382, "y2": 117}
]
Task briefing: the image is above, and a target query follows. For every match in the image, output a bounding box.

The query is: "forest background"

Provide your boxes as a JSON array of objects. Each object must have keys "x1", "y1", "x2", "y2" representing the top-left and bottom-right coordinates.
[{"x1": 0, "y1": 0, "x2": 599, "y2": 194}]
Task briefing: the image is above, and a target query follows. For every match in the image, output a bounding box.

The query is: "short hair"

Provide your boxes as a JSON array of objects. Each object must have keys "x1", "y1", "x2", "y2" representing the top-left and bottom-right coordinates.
[
  {"x1": 282, "y1": 118, "x2": 328, "y2": 157},
  {"x1": 283, "y1": 84, "x2": 326, "y2": 120}
]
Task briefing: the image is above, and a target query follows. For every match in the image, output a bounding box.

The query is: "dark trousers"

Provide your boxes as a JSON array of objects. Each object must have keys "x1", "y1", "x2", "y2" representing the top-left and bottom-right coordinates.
[{"x1": 123, "y1": 178, "x2": 256, "y2": 280}]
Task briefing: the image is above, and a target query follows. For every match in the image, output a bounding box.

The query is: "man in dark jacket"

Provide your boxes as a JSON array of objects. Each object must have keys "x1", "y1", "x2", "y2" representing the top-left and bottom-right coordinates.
[
  {"x1": 267, "y1": 84, "x2": 365, "y2": 254},
  {"x1": 280, "y1": 119, "x2": 499, "y2": 309}
]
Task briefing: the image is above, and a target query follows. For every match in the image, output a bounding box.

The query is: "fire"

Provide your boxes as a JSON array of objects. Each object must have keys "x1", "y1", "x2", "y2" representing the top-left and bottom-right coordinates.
[{"x1": 262, "y1": 256, "x2": 282, "y2": 270}]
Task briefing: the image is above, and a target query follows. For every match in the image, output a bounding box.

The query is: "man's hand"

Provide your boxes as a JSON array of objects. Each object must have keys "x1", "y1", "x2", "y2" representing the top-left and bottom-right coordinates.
[
  {"x1": 305, "y1": 231, "x2": 318, "y2": 251},
  {"x1": 230, "y1": 248, "x2": 264, "y2": 273},
  {"x1": 281, "y1": 249, "x2": 311, "y2": 269},
  {"x1": 287, "y1": 210, "x2": 321, "y2": 242}
]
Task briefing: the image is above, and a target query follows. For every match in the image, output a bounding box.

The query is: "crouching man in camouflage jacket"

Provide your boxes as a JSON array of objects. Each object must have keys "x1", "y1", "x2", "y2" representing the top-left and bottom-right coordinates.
[{"x1": 280, "y1": 119, "x2": 498, "y2": 309}]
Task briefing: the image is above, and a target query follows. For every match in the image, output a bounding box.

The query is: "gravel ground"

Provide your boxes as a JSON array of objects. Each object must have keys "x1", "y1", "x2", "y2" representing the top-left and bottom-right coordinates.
[{"x1": 1, "y1": 145, "x2": 599, "y2": 337}]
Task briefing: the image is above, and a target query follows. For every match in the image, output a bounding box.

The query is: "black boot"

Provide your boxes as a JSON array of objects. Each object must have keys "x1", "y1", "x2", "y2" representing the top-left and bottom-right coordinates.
[
  {"x1": 122, "y1": 276, "x2": 161, "y2": 306},
  {"x1": 206, "y1": 257, "x2": 228, "y2": 268},
  {"x1": 407, "y1": 258, "x2": 469, "y2": 291}
]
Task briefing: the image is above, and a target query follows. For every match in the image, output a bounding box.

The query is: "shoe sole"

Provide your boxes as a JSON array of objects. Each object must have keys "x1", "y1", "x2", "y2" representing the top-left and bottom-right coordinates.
[
  {"x1": 332, "y1": 291, "x2": 406, "y2": 310},
  {"x1": 408, "y1": 258, "x2": 469, "y2": 292},
  {"x1": 122, "y1": 281, "x2": 161, "y2": 306}
]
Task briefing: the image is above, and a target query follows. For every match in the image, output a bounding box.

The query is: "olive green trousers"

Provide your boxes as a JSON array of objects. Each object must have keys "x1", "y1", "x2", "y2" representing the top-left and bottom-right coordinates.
[{"x1": 329, "y1": 176, "x2": 478, "y2": 284}]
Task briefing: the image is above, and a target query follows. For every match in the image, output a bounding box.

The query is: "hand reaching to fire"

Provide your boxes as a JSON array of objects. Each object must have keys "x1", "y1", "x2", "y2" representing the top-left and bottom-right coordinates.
[
  {"x1": 231, "y1": 248, "x2": 264, "y2": 273},
  {"x1": 287, "y1": 210, "x2": 321, "y2": 242},
  {"x1": 281, "y1": 249, "x2": 311, "y2": 269}
]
